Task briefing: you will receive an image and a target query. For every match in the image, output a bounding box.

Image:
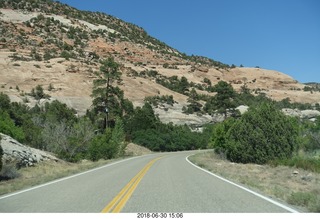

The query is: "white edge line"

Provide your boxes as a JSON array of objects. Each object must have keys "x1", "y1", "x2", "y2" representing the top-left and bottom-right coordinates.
[
  {"x1": 0, "y1": 154, "x2": 152, "y2": 200},
  {"x1": 186, "y1": 154, "x2": 300, "y2": 213}
]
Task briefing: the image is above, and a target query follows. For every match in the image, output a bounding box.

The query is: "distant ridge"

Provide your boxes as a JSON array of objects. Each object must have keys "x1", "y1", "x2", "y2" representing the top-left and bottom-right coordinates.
[{"x1": 1, "y1": 0, "x2": 320, "y2": 125}]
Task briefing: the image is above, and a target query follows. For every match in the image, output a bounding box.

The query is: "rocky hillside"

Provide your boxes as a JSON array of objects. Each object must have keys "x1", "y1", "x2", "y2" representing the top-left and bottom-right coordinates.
[
  {"x1": 1, "y1": 0, "x2": 319, "y2": 125},
  {"x1": 1, "y1": 133, "x2": 59, "y2": 168}
]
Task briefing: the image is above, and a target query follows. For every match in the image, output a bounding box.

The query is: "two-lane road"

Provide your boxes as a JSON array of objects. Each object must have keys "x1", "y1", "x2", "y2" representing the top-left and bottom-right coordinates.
[{"x1": 0, "y1": 151, "x2": 298, "y2": 213}]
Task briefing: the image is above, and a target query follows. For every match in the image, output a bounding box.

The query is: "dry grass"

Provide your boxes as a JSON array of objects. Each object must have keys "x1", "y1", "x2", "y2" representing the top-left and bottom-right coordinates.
[
  {"x1": 2, "y1": 149, "x2": 319, "y2": 212},
  {"x1": 0, "y1": 159, "x2": 117, "y2": 196},
  {"x1": 189, "y1": 151, "x2": 320, "y2": 212},
  {"x1": 0, "y1": 143, "x2": 152, "y2": 196},
  {"x1": 124, "y1": 142, "x2": 152, "y2": 156}
]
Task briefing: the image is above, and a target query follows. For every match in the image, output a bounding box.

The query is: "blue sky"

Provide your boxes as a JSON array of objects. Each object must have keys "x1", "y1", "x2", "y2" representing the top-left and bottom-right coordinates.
[{"x1": 57, "y1": 0, "x2": 320, "y2": 83}]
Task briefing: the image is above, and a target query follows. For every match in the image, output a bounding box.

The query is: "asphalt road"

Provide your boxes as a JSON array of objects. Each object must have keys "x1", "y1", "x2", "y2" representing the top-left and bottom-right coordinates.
[{"x1": 0, "y1": 151, "x2": 299, "y2": 213}]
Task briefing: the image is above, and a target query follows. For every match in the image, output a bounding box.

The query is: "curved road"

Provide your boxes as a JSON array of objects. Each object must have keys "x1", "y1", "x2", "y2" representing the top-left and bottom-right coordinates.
[{"x1": 0, "y1": 151, "x2": 299, "y2": 213}]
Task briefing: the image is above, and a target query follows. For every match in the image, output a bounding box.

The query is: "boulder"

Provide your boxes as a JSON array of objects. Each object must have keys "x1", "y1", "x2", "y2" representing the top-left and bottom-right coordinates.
[{"x1": 236, "y1": 105, "x2": 249, "y2": 114}]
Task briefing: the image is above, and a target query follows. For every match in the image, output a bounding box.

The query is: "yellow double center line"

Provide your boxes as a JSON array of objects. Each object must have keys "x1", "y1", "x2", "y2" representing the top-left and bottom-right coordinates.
[{"x1": 102, "y1": 156, "x2": 163, "y2": 213}]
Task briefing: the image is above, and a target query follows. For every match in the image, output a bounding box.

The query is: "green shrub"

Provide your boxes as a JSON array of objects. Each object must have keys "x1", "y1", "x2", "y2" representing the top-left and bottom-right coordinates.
[
  {"x1": 60, "y1": 50, "x2": 72, "y2": 60},
  {"x1": 0, "y1": 93, "x2": 11, "y2": 111},
  {"x1": 30, "y1": 85, "x2": 50, "y2": 100},
  {"x1": 287, "y1": 191, "x2": 320, "y2": 212},
  {"x1": 215, "y1": 103, "x2": 299, "y2": 164},
  {"x1": 125, "y1": 103, "x2": 159, "y2": 135},
  {"x1": 131, "y1": 123, "x2": 210, "y2": 152},
  {"x1": 126, "y1": 102, "x2": 211, "y2": 152},
  {"x1": 155, "y1": 76, "x2": 190, "y2": 95},
  {"x1": 210, "y1": 118, "x2": 236, "y2": 158},
  {"x1": 132, "y1": 129, "x2": 165, "y2": 151},
  {"x1": 0, "y1": 111, "x2": 25, "y2": 142},
  {"x1": 110, "y1": 117, "x2": 126, "y2": 157},
  {"x1": 145, "y1": 95, "x2": 175, "y2": 107},
  {"x1": 0, "y1": 163, "x2": 21, "y2": 180},
  {"x1": 270, "y1": 156, "x2": 320, "y2": 173},
  {"x1": 203, "y1": 77, "x2": 212, "y2": 86},
  {"x1": 88, "y1": 128, "x2": 119, "y2": 161},
  {"x1": 310, "y1": 196, "x2": 320, "y2": 212},
  {"x1": 204, "y1": 81, "x2": 236, "y2": 117},
  {"x1": 43, "y1": 100, "x2": 77, "y2": 124}
]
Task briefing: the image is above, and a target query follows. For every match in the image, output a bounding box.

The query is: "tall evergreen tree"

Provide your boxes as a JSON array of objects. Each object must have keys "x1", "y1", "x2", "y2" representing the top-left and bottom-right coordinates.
[
  {"x1": 125, "y1": 102, "x2": 159, "y2": 136},
  {"x1": 184, "y1": 88, "x2": 202, "y2": 114},
  {"x1": 91, "y1": 58, "x2": 124, "y2": 128},
  {"x1": 179, "y1": 76, "x2": 189, "y2": 94}
]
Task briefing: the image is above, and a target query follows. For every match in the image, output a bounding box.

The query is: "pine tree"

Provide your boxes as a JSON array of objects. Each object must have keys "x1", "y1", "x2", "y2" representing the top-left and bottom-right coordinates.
[
  {"x1": 91, "y1": 58, "x2": 124, "y2": 128},
  {"x1": 184, "y1": 88, "x2": 202, "y2": 114},
  {"x1": 213, "y1": 81, "x2": 236, "y2": 117},
  {"x1": 204, "y1": 81, "x2": 236, "y2": 118}
]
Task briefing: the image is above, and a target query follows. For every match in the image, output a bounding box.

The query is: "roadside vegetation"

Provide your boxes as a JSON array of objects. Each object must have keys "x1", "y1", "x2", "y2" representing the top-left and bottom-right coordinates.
[
  {"x1": 0, "y1": 159, "x2": 116, "y2": 196},
  {"x1": 207, "y1": 82, "x2": 320, "y2": 172},
  {"x1": 0, "y1": 0, "x2": 318, "y2": 213},
  {"x1": 195, "y1": 82, "x2": 320, "y2": 212},
  {"x1": 0, "y1": 57, "x2": 319, "y2": 168},
  {"x1": 189, "y1": 152, "x2": 320, "y2": 212},
  {"x1": 211, "y1": 103, "x2": 299, "y2": 164},
  {"x1": 0, "y1": 58, "x2": 211, "y2": 171},
  {"x1": 0, "y1": 57, "x2": 319, "y2": 212}
]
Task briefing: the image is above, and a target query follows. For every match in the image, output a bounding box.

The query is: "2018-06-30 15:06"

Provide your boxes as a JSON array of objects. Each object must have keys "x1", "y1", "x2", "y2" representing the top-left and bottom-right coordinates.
[{"x1": 137, "y1": 213, "x2": 183, "y2": 218}]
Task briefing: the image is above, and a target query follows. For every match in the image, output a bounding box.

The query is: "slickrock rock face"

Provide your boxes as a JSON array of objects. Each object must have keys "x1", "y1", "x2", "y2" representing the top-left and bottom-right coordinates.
[
  {"x1": 1, "y1": 3, "x2": 319, "y2": 128},
  {"x1": 282, "y1": 109, "x2": 320, "y2": 120},
  {"x1": 1, "y1": 133, "x2": 59, "y2": 167}
]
